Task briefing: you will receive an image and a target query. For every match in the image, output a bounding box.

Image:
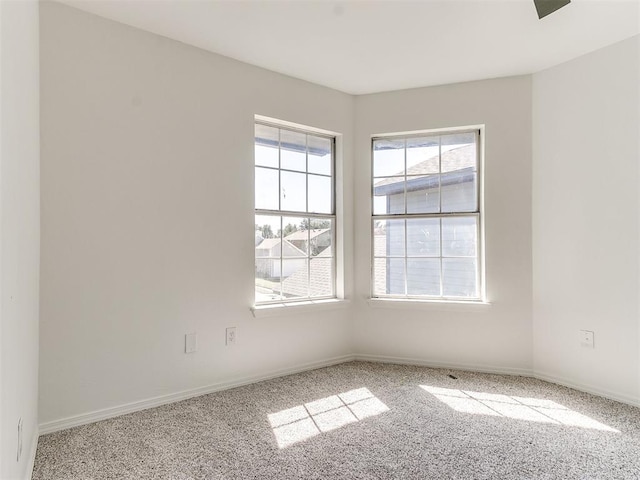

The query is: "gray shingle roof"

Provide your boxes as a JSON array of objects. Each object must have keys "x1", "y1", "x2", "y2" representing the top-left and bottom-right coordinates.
[
  {"x1": 284, "y1": 228, "x2": 330, "y2": 241},
  {"x1": 375, "y1": 144, "x2": 475, "y2": 188},
  {"x1": 281, "y1": 246, "x2": 333, "y2": 298},
  {"x1": 255, "y1": 238, "x2": 306, "y2": 257}
]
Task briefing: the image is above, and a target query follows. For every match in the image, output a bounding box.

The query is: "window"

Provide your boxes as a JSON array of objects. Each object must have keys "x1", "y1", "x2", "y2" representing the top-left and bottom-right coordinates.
[
  {"x1": 255, "y1": 122, "x2": 336, "y2": 304},
  {"x1": 371, "y1": 129, "x2": 482, "y2": 301}
]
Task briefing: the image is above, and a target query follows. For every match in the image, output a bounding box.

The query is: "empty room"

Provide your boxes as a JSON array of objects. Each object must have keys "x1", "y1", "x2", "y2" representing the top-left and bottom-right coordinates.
[{"x1": 1, "y1": 0, "x2": 639, "y2": 478}]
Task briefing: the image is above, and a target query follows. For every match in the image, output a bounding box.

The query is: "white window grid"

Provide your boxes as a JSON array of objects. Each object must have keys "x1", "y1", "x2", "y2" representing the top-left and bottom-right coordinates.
[
  {"x1": 255, "y1": 121, "x2": 337, "y2": 304},
  {"x1": 370, "y1": 128, "x2": 483, "y2": 301}
]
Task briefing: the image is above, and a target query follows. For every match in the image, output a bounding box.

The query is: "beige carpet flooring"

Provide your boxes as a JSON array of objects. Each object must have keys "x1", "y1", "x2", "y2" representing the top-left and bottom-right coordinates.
[{"x1": 33, "y1": 362, "x2": 640, "y2": 479}]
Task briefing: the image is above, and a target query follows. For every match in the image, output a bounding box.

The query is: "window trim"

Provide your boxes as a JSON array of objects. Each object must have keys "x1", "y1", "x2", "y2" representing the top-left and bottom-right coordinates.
[
  {"x1": 251, "y1": 298, "x2": 351, "y2": 318},
  {"x1": 254, "y1": 119, "x2": 338, "y2": 306},
  {"x1": 370, "y1": 126, "x2": 486, "y2": 303}
]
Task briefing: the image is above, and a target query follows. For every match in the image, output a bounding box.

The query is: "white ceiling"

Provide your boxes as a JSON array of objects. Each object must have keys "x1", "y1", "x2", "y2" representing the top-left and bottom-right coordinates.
[{"x1": 57, "y1": 0, "x2": 639, "y2": 95}]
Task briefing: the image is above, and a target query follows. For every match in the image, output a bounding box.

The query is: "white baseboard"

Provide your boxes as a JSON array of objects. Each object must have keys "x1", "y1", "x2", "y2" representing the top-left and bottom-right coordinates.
[
  {"x1": 39, "y1": 354, "x2": 355, "y2": 435},
  {"x1": 357, "y1": 355, "x2": 640, "y2": 407},
  {"x1": 25, "y1": 426, "x2": 39, "y2": 480},
  {"x1": 38, "y1": 354, "x2": 639, "y2": 437},
  {"x1": 533, "y1": 370, "x2": 640, "y2": 408},
  {"x1": 354, "y1": 353, "x2": 533, "y2": 377}
]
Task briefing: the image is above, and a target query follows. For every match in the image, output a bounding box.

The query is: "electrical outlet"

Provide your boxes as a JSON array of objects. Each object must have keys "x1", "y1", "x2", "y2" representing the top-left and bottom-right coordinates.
[
  {"x1": 185, "y1": 333, "x2": 197, "y2": 353},
  {"x1": 226, "y1": 327, "x2": 236, "y2": 346},
  {"x1": 580, "y1": 330, "x2": 594, "y2": 348},
  {"x1": 17, "y1": 418, "x2": 23, "y2": 462}
]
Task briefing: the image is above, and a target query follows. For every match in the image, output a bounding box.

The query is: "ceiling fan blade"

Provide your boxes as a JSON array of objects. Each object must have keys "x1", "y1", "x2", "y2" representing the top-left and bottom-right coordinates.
[{"x1": 534, "y1": 0, "x2": 571, "y2": 19}]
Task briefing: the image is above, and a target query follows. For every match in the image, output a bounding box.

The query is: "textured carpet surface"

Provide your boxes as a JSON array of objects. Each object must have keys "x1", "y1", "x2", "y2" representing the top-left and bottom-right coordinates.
[{"x1": 33, "y1": 362, "x2": 640, "y2": 479}]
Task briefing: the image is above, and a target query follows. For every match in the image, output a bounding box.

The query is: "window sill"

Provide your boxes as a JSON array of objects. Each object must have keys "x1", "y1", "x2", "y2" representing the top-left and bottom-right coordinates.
[
  {"x1": 251, "y1": 298, "x2": 351, "y2": 318},
  {"x1": 367, "y1": 297, "x2": 491, "y2": 312}
]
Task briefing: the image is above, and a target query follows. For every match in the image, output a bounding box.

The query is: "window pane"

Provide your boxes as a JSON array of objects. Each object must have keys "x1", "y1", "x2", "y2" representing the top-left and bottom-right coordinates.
[
  {"x1": 281, "y1": 259, "x2": 309, "y2": 299},
  {"x1": 373, "y1": 258, "x2": 387, "y2": 296},
  {"x1": 443, "y1": 258, "x2": 477, "y2": 298},
  {"x1": 386, "y1": 258, "x2": 405, "y2": 295},
  {"x1": 255, "y1": 214, "x2": 283, "y2": 302},
  {"x1": 441, "y1": 133, "x2": 476, "y2": 173},
  {"x1": 441, "y1": 172, "x2": 477, "y2": 212},
  {"x1": 374, "y1": 258, "x2": 405, "y2": 296},
  {"x1": 308, "y1": 135, "x2": 331, "y2": 175},
  {"x1": 407, "y1": 258, "x2": 440, "y2": 296},
  {"x1": 255, "y1": 167, "x2": 279, "y2": 210},
  {"x1": 442, "y1": 217, "x2": 477, "y2": 257},
  {"x1": 373, "y1": 138, "x2": 404, "y2": 177},
  {"x1": 255, "y1": 214, "x2": 281, "y2": 245},
  {"x1": 406, "y1": 174, "x2": 440, "y2": 214},
  {"x1": 282, "y1": 216, "x2": 308, "y2": 256},
  {"x1": 309, "y1": 258, "x2": 333, "y2": 297},
  {"x1": 255, "y1": 215, "x2": 282, "y2": 273},
  {"x1": 371, "y1": 129, "x2": 481, "y2": 301},
  {"x1": 308, "y1": 174, "x2": 332, "y2": 214},
  {"x1": 255, "y1": 282, "x2": 282, "y2": 303},
  {"x1": 441, "y1": 131, "x2": 476, "y2": 152},
  {"x1": 255, "y1": 122, "x2": 335, "y2": 305},
  {"x1": 281, "y1": 170, "x2": 306, "y2": 212},
  {"x1": 280, "y1": 129, "x2": 306, "y2": 172},
  {"x1": 373, "y1": 219, "x2": 404, "y2": 257},
  {"x1": 406, "y1": 136, "x2": 439, "y2": 174},
  {"x1": 373, "y1": 177, "x2": 404, "y2": 214},
  {"x1": 407, "y1": 218, "x2": 440, "y2": 256},
  {"x1": 255, "y1": 124, "x2": 279, "y2": 168},
  {"x1": 372, "y1": 220, "x2": 385, "y2": 257},
  {"x1": 310, "y1": 218, "x2": 332, "y2": 257}
]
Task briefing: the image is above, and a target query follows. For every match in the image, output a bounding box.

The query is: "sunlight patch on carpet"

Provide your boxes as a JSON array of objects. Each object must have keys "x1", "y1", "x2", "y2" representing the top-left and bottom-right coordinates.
[
  {"x1": 268, "y1": 387, "x2": 389, "y2": 448},
  {"x1": 420, "y1": 385, "x2": 619, "y2": 432}
]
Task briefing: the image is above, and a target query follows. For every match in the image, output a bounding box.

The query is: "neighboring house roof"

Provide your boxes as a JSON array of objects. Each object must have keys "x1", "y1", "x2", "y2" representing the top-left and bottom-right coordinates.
[
  {"x1": 284, "y1": 228, "x2": 330, "y2": 241},
  {"x1": 281, "y1": 246, "x2": 333, "y2": 297},
  {"x1": 255, "y1": 238, "x2": 281, "y2": 250},
  {"x1": 315, "y1": 245, "x2": 332, "y2": 258},
  {"x1": 255, "y1": 238, "x2": 306, "y2": 257},
  {"x1": 410, "y1": 143, "x2": 475, "y2": 175},
  {"x1": 374, "y1": 144, "x2": 476, "y2": 195}
]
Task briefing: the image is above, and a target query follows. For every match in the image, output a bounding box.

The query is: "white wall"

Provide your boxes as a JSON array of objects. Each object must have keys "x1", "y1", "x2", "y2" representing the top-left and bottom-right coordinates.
[
  {"x1": 353, "y1": 77, "x2": 533, "y2": 373},
  {"x1": 532, "y1": 36, "x2": 640, "y2": 405},
  {"x1": 38, "y1": 1, "x2": 640, "y2": 434},
  {"x1": 0, "y1": 0, "x2": 40, "y2": 478},
  {"x1": 39, "y1": 2, "x2": 354, "y2": 426}
]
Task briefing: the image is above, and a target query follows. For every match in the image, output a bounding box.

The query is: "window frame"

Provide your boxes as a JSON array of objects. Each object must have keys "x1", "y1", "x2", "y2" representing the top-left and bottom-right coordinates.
[
  {"x1": 254, "y1": 120, "x2": 337, "y2": 306},
  {"x1": 370, "y1": 127, "x2": 485, "y2": 303}
]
